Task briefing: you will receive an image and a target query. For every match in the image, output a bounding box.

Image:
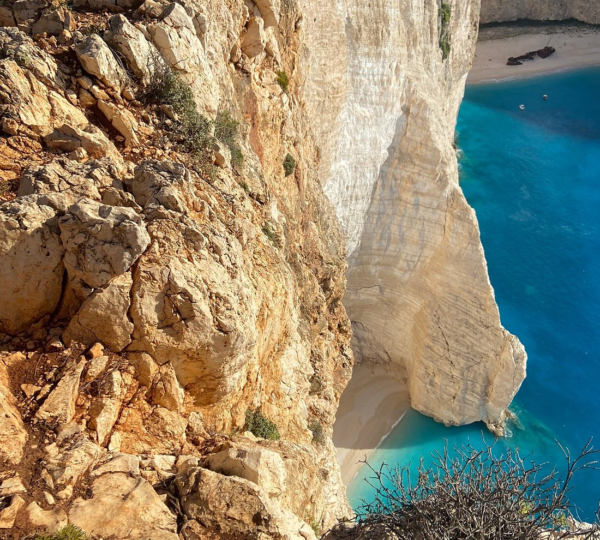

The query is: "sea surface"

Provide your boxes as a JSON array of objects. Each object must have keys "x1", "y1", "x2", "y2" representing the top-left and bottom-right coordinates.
[{"x1": 347, "y1": 68, "x2": 600, "y2": 520}]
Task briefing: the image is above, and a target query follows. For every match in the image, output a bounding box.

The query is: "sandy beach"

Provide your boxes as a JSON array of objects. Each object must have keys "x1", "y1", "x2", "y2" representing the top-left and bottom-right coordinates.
[
  {"x1": 333, "y1": 364, "x2": 410, "y2": 484},
  {"x1": 469, "y1": 24, "x2": 600, "y2": 84}
]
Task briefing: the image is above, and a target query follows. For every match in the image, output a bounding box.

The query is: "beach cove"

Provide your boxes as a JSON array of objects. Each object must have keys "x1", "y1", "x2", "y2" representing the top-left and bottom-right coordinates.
[{"x1": 335, "y1": 27, "x2": 600, "y2": 519}]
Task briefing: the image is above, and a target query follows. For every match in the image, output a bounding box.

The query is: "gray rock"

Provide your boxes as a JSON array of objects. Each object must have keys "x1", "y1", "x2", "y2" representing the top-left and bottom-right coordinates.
[
  {"x1": 58, "y1": 199, "x2": 150, "y2": 288},
  {"x1": 74, "y1": 34, "x2": 128, "y2": 92}
]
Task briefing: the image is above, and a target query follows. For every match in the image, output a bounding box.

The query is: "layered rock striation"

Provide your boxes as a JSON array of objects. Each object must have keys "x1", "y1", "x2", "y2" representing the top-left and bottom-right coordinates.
[{"x1": 300, "y1": 0, "x2": 527, "y2": 431}]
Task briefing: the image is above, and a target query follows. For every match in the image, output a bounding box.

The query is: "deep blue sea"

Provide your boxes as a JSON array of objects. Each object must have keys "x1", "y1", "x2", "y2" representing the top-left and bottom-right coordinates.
[{"x1": 348, "y1": 68, "x2": 600, "y2": 520}]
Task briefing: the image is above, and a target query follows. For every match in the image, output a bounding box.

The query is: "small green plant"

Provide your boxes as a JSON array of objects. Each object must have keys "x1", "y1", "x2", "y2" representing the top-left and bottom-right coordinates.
[
  {"x1": 276, "y1": 70, "x2": 289, "y2": 92},
  {"x1": 308, "y1": 420, "x2": 325, "y2": 446},
  {"x1": 145, "y1": 68, "x2": 214, "y2": 169},
  {"x1": 283, "y1": 153, "x2": 296, "y2": 177},
  {"x1": 214, "y1": 110, "x2": 244, "y2": 168},
  {"x1": 439, "y1": 2, "x2": 451, "y2": 60},
  {"x1": 306, "y1": 511, "x2": 321, "y2": 537},
  {"x1": 261, "y1": 223, "x2": 279, "y2": 248},
  {"x1": 244, "y1": 409, "x2": 280, "y2": 440},
  {"x1": 36, "y1": 525, "x2": 88, "y2": 540}
]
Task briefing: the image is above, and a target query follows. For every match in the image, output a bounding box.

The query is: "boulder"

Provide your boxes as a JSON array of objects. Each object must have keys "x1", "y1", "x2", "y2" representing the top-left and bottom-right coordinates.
[
  {"x1": 69, "y1": 473, "x2": 179, "y2": 540},
  {"x1": 32, "y1": 7, "x2": 75, "y2": 36},
  {"x1": 130, "y1": 159, "x2": 193, "y2": 212},
  {"x1": 98, "y1": 100, "x2": 139, "y2": 147},
  {"x1": 44, "y1": 124, "x2": 123, "y2": 164},
  {"x1": 91, "y1": 453, "x2": 140, "y2": 477},
  {"x1": 88, "y1": 370, "x2": 126, "y2": 445},
  {"x1": 0, "y1": 59, "x2": 87, "y2": 137},
  {"x1": 58, "y1": 199, "x2": 151, "y2": 289},
  {"x1": 35, "y1": 356, "x2": 86, "y2": 424},
  {"x1": 207, "y1": 441, "x2": 287, "y2": 499},
  {"x1": 45, "y1": 437, "x2": 104, "y2": 490},
  {"x1": 104, "y1": 14, "x2": 164, "y2": 84},
  {"x1": 21, "y1": 502, "x2": 68, "y2": 534},
  {"x1": 177, "y1": 467, "x2": 316, "y2": 540},
  {"x1": 0, "y1": 28, "x2": 65, "y2": 88},
  {"x1": 128, "y1": 351, "x2": 158, "y2": 387},
  {"x1": 151, "y1": 362, "x2": 184, "y2": 412},
  {"x1": 241, "y1": 16, "x2": 266, "y2": 59},
  {"x1": 63, "y1": 273, "x2": 134, "y2": 352},
  {"x1": 19, "y1": 158, "x2": 123, "y2": 204},
  {"x1": 147, "y1": 3, "x2": 218, "y2": 114},
  {"x1": 74, "y1": 34, "x2": 128, "y2": 93},
  {"x1": 0, "y1": 495, "x2": 24, "y2": 529},
  {"x1": 0, "y1": 195, "x2": 65, "y2": 335}
]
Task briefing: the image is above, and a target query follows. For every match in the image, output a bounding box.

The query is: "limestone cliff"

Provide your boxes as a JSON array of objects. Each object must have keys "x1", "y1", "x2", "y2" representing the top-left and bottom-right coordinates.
[
  {"x1": 0, "y1": 0, "x2": 353, "y2": 537},
  {"x1": 300, "y1": 0, "x2": 527, "y2": 431},
  {"x1": 480, "y1": 0, "x2": 600, "y2": 25}
]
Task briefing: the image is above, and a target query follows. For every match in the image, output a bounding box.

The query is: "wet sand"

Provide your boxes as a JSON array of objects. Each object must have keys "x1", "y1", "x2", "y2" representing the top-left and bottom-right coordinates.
[
  {"x1": 333, "y1": 363, "x2": 410, "y2": 484},
  {"x1": 469, "y1": 25, "x2": 600, "y2": 84}
]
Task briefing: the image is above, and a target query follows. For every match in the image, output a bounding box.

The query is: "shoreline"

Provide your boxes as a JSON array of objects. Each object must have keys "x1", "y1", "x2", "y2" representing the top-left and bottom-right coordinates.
[
  {"x1": 333, "y1": 364, "x2": 410, "y2": 484},
  {"x1": 468, "y1": 24, "x2": 600, "y2": 84}
]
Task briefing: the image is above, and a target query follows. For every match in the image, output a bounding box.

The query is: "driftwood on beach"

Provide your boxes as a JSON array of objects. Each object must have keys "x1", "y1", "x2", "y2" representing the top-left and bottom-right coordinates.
[{"x1": 507, "y1": 46, "x2": 556, "y2": 66}]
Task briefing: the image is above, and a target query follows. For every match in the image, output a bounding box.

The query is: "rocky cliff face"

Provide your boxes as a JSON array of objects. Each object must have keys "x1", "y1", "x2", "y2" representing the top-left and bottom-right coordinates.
[
  {"x1": 480, "y1": 0, "x2": 600, "y2": 25},
  {"x1": 0, "y1": 0, "x2": 353, "y2": 537},
  {"x1": 300, "y1": 0, "x2": 527, "y2": 431}
]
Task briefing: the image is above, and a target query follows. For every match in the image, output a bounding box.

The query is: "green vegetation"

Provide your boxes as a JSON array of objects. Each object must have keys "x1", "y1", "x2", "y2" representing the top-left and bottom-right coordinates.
[
  {"x1": 308, "y1": 420, "x2": 324, "y2": 446},
  {"x1": 145, "y1": 68, "x2": 213, "y2": 167},
  {"x1": 145, "y1": 68, "x2": 244, "y2": 172},
  {"x1": 214, "y1": 110, "x2": 244, "y2": 169},
  {"x1": 36, "y1": 525, "x2": 87, "y2": 540},
  {"x1": 439, "y1": 2, "x2": 451, "y2": 60},
  {"x1": 244, "y1": 409, "x2": 280, "y2": 440},
  {"x1": 261, "y1": 223, "x2": 279, "y2": 248},
  {"x1": 306, "y1": 512, "x2": 321, "y2": 537},
  {"x1": 276, "y1": 70, "x2": 289, "y2": 92},
  {"x1": 283, "y1": 153, "x2": 296, "y2": 177}
]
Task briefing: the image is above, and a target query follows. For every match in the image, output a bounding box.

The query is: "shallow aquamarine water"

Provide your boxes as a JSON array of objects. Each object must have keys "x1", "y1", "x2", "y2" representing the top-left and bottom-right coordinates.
[{"x1": 348, "y1": 67, "x2": 600, "y2": 520}]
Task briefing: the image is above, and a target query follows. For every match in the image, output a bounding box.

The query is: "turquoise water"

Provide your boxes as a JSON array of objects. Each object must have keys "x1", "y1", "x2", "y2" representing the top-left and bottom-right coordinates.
[{"x1": 348, "y1": 68, "x2": 600, "y2": 520}]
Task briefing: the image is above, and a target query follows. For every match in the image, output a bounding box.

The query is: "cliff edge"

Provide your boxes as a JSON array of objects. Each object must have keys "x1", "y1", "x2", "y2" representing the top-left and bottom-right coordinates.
[{"x1": 300, "y1": 0, "x2": 527, "y2": 433}]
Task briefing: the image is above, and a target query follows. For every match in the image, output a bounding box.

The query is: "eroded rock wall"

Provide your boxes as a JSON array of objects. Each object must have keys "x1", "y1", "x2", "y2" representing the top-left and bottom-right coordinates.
[
  {"x1": 480, "y1": 0, "x2": 600, "y2": 25},
  {"x1": 300, "y1": 0, "x2": 527, "y2": 430},
  {"x1": 0, "y1": 0, "x2": 352, "y2": 537}
]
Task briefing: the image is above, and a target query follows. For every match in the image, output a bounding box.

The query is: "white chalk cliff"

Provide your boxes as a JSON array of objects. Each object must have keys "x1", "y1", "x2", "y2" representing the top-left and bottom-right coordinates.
[{"x1": 300, "y1": 0, "x2": 527, "y2": 431}]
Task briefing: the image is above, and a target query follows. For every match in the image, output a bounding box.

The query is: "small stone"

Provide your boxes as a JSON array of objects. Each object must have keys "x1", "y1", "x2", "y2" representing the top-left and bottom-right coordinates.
[
  {"x1": 46, "y1": 339, "x2": 64, "y2": 352},
  {"x1": 21, "y1": 383, "x2": 41, "y2": 398},
  {"x1": 1, "y1": 118, "x2": 18, "y2": 136},
  {"x1": 66, "y1": 88, "x2": 78, "y2": 106},
  {"x1": 58, "y1": 29, "x2": 71, "y2": 44},
  {"x1": 0, "y1": 477, "x2": 27, "y2": 497},
  {"x1": 88, "y1": 343, "x2": 105, "y2": 359},
  {"x1": 160, "y1": 104, "x2": 177, "y2": 121},
  {"x1": 79, "y1": 88, "x2": 97, "y2": 109},
  {"x1": 90, "y1": 85, "x2": 110, "y2": 101},
  {"x1": 41, "y1": 469, "x2": 54, "y2": 490},
  {"x1": 68, "y1": 147, "x2": 88, "y2": 162},
  {"x1": 78, "y1": 76, "x2": 93, "y2": 90},
  {"x1": 43, "y1": 491, "x2": 55, "y2": 506},
  {"x1": 0, "y1": 495, "x2": 25, "y2": 528},
  {"x1": 122, "y1": 89, "x2": 135, "y2": 101},
  {"x1": 55, "y1": 485, "x2": 73, "y2": 500}
]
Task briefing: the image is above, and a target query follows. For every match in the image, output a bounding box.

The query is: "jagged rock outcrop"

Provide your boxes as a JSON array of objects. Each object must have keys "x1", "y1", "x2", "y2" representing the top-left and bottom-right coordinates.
[
  {"x1": 480, "y1": 0, "x2": 600, "y2": 25},
  {"x1": 0, "y1": 1, "x2": 352, "y2": 537},
  {"x1": 300, "y1": 0, "x2": 526, "y2": 430}
]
